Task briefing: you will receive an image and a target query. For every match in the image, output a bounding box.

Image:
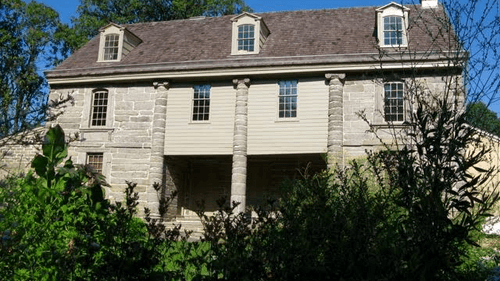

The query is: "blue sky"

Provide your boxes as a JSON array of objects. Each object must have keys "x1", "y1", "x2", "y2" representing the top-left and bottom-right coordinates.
[{"x1": 37, "y1": 0, "x2": 396, "y2": 24}]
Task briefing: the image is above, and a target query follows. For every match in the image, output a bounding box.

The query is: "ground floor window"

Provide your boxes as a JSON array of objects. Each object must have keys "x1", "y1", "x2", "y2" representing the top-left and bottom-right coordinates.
[{"x1": 86, "y1": 153, "x2": 104, "y2": 174}]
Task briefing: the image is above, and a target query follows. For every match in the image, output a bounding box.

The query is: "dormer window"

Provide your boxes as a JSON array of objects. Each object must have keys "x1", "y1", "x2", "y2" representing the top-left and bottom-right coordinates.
[
  {"x1": 103, "y1": 34, "x2": 120, "y2": 60},
  {"x1": 376, "y1": 2, "x2": 409, "y2": 47},
  {"x1": 238, "y1": 24, "x2": 255, "y2": 52},
  {"x1": 383, "y1": 16, "x2": 403, "y2": 46},
  {"x1": 231, "y1": 12, "x2": 269, "y2": 55},
  {"x1": 97, "y1": 23, "x2": 142, "y2": 62}
]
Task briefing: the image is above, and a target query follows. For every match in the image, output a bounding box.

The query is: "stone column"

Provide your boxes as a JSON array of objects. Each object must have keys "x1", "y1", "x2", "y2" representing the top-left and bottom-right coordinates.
[
  {"x1": 231, "y1": 78, "x2": 250, "y2": 214},
  {"x1": 148, "y1": 81, "x2": 170, "y2": 218},
  {"x1": 325, "y1": 73, "x2": 345, "y2": 170}
]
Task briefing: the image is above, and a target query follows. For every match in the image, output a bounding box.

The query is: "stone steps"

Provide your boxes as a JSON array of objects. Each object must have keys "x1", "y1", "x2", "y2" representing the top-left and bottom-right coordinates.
[{"x1": 166, "y1": 216, "x2": 205, "y2": 241}]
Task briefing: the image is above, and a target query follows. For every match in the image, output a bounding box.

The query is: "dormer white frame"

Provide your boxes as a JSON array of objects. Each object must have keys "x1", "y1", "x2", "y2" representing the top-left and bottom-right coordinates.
[
  {"x1": 230, "y1": 12, "x2": 270, "y2": 55},
  {"x1": 376, "y1": 2, "x2": 410, "y2": 48},
  {"x1": 97, "y1": 23, "x2": 142, "y2": 62}
]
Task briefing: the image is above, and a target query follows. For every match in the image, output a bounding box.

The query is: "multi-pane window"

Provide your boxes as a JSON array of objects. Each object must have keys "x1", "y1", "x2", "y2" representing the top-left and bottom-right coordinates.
[
  {"x1": 237, "y1": 24, "x2": 255, "y2": 52},
  {"x1": 384, "y1": 82, "x2": 404, "y2": 122},
  {"x1": 87, "y1": 153, "x2": 104, "y2": 174},
  {"x1": 103, "y1": 34, "x2": 120, "y2": 60},
  {"x1": 383, "y1": 16, "x2": 403, "y2": 46},
  {"x1": 278, "y1": 80, "x2": 298, "y2": 118},
  {"x1": 192, "y1": 85, "x2": 211, "y2": 121},
  {"x1": 91, "y1": 90, "x2": 108, "y2": 126}
]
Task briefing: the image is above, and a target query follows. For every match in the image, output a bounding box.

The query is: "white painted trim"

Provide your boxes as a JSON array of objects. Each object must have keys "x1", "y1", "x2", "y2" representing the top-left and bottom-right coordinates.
[{"x1": 231, "y1": 15, "x2": 261, "y2": 55}]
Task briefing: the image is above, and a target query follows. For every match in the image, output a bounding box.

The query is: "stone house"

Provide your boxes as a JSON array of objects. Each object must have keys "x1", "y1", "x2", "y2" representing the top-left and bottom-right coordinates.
[{"x1": 42, "y1": 0, "x2": 462, "y2": 218}]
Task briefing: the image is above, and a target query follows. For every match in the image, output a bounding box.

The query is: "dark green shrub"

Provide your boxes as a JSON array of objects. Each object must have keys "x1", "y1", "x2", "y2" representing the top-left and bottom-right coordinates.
[
  {"x1": 197, "y1": 98, "x2": 499, "y2": 281},
  {"x1": 0, "y1": 125, "x2": 184, "y2": 280}
]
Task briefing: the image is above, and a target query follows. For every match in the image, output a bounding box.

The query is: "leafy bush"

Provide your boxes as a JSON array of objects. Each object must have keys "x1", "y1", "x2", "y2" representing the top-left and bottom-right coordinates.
[{"x1": 0, "y1": 125, "x2": 184, "y2": 280}]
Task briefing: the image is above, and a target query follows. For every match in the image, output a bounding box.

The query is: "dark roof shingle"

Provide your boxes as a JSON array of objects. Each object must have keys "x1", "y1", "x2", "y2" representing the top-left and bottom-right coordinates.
[{"x1": 47, "y1": 5, "x2": 454, "y2": 79}]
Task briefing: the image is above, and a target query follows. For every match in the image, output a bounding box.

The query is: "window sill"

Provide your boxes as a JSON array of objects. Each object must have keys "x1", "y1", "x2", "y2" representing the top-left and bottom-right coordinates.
[
  {"x1": 370, "y1": 122, "x2": 410, "y2": 129},
  {"x1": 230, "y1": 51, "x2": 259, "y2": 56},
  {"x1": 80, "y1": 127, "x2": 115, "y2": 133},
  {"x1": 189, "y1": 121, "x2": 211, "y2": 124},
  {"x1": 96, "y1": 58, "x2": 121, "y2": 62},
  {"x1": 275, "y1": 118, "x2": 300, "y2": 123},
  {"x1": 379, "y1": 45, "x2": 408, "y2": 49}
]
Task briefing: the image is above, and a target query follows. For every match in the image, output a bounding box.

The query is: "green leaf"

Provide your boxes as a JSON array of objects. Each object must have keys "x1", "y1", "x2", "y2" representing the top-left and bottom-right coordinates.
[
  {"x1": 42, "y1": 125, "x2": 66, "y2": 164},
  {"x1": 31, "y1": 154, "x2": 48, "y2": 177}
]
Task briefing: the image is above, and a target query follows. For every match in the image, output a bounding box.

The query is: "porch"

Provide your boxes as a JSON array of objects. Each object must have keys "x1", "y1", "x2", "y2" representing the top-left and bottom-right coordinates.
[{"x1": 164, "y1": 154, "x2": 326, "y2": 219}]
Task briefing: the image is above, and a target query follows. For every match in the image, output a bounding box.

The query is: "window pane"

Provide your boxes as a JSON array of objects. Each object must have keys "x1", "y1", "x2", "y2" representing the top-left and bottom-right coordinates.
[
  {"x1": 104, "y1": 34, "x2": 119, "y2": 60},
  {"x1": 237, "y1": 24, "x2": 255, "y2": 52},
  {"x1": 278, "y1": 80, "x2": 298, "y2": 118},
  {"x1": 192, "y1": 85, "x2": 211, "y2": 121},
  {"x1": 87, "y1": 153, "x2": 104, "y2": 174},
  {"x1": 91, "y1": 90, "x2": 108, "y2": 126},
  {"x1": 384, "y1": 82, "x2": 404, "y2": 122},
  {"x1": 383, "y1": 17, "x2": 403, "y2": 46}
]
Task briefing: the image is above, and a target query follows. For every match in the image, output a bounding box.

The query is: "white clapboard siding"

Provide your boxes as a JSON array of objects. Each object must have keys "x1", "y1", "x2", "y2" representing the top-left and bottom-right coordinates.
[
  {"x1": 164, "y1": 82, "x2": 235, "y2": 155},
  {"x1": 247, "y1": 78, "x2": 328, "y2": 155}
]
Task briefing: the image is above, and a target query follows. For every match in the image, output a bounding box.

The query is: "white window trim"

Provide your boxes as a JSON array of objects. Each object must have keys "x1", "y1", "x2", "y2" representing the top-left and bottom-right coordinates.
[
  {"x1": 81, "y1": 88, "x2": 114, "y2": 130},
  {"x1": 376, "y1": 3, "x2": 409, "y2": 48},
  {"x1": 97, "y1": 24, "x2": 125, "y2": 62},
  {"x1": 231, "y1": 12, "x2": 268, "y2": 55}
]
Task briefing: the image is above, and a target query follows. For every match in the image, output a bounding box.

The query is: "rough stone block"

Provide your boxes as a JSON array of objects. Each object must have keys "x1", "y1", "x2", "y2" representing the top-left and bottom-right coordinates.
[
  {"x1": 115, "y1": 101, "x2": 133, "y2": 111},
  {"x1": 130, "y1": 116, "x2": 152, "y2": 123},
  {"x1": 134, "y1": 101, "x2": 155, "y2": 110}
]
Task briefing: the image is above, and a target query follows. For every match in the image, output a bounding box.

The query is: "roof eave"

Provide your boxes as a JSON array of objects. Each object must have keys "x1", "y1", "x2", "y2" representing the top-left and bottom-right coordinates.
[{"x1": 46, "y1": 51, "x2": 467, "y2": 85}]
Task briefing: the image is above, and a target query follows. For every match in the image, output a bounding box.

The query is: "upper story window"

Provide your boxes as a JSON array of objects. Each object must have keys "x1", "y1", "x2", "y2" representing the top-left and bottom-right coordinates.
[
  {"x1": 97, "y1": 23, "x2": 142, "y2": 62},
  {"x1": 384, "y1": 16, "x2": 403, "y2": 46},
  {"x1": 91, "y1": 90, "x2": 108, "y2": 126},
  {"x1": 238, "y1": 24, "x2": 255, "y2": 52},
  {"x1": 376, "y1": 3, "x2": 409, "y2": 47},
  {"x1": 192, "y1": 85, "x2": 211, "y2": 121},
  {"x1": 103, "y1": 34, "x2": 120, "y2": 61},
  {"x1": 278, "y1": 80, "x2": 298, "y2": 118},
  {"x1": 231, "y1": 12, "x2": 270, "y2": 55},
  {"x1": 384, "y1": 82, "x2": 405, "y2": 122}
]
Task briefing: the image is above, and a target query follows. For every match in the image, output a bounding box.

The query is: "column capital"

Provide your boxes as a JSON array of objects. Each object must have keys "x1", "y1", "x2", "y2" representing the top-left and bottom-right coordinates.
[
  {"x1": 153, "y1": 81, "x2": 170, "y2": 90},
  {"x1": 232, "y1": 78, "x2": 251, "y2": 88},
  {"x1": 325, "y1": 73, "x2": 346, "y2": 82}
]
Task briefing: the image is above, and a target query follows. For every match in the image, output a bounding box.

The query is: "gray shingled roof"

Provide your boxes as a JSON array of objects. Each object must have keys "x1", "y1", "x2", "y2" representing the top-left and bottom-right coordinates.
[{"x1": 46, "y1": 4, "x2": 455, "y2": 80}]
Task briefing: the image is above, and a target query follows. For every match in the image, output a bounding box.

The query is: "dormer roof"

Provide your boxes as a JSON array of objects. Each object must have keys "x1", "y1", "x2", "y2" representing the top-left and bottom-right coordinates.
[
  {"x1": 375, "y1": 2, "x2": 410, "y2": 12},
  {"x1": 99, "y1": 22, "x2": 124, "y2": 32},
  {"x1": 230, "y1": 12, "x2": 262, "y2": 22}
]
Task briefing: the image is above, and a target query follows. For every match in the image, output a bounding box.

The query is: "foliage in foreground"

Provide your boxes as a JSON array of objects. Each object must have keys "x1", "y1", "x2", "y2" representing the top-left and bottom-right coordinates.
[
  {"x1": 2, "y1": 96, "x2": 500, "y2": 280},
  {"x1": 0, "y1": 125, "x2": 188, "y2": 280},
  {"x1": 195, "y1": 97, "x2": 500, "y2": 281}
]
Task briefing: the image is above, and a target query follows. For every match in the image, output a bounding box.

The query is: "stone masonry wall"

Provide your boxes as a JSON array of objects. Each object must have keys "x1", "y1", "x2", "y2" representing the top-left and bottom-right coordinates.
[
  {"x1": 342, "y1": 74, "x2": 453, "y2": 160},
  {"x1": 49, "y1": 84, "x2": 157, "y2": 213},
  {"x1": 0, "y1": 127, "x2": 47, "y2": 178}
]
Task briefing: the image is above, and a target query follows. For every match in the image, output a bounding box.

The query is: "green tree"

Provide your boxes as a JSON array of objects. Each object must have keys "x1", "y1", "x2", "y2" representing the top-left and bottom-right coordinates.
[
  {"x1": 61, "y1": 0, "x2": 252, "y2": 54},
  {"x1": 466, "y1": 101, "x2": 500, "y2": 137},
  {"x1": 0, "y1": 0, "x2": 63, "y2": 138}
]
